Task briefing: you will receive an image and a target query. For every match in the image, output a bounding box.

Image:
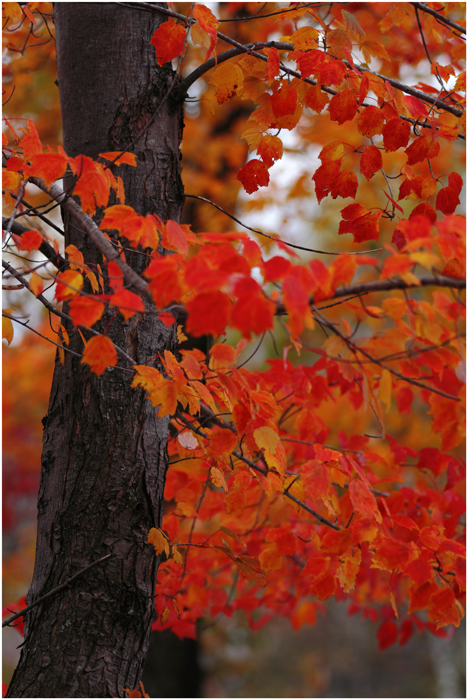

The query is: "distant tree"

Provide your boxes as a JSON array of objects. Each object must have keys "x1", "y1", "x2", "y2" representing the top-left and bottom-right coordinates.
[{"x1": 3, "y1": 2, "x2": 465, "y2": 698}]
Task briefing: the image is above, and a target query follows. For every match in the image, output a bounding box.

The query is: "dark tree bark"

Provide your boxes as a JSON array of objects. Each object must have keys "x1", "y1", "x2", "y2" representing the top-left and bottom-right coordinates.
[{"x1": 7, "y1": 4, "x2": 186, "y2": 697}]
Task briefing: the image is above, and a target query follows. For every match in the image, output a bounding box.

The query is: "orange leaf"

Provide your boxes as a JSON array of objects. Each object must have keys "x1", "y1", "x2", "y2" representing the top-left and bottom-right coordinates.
[
  {"x1": 349, "y1": 480, "x2": 382, "y2": 523},
  {"x1": 209, "y1": 343, "x2": 236, "y2": 371},
  {"x1": 207, "y1": 428, "x2": 237, "y2": 457},
  {"x1": 210, "y1": 466, "x2": 228, "y2": 492},
  {"x1": 150, "y1": 18, "x2": 186, "y2": 67},
  {"x1": 108, "y1": 289, "x2": 144, "y2": 321},
  {"x1": 69, "y1": 296, "x2": 105, "y2": 327},
  {"x1": 19, "y1": 119, "x2": 42, "y2": 160},
  {"x1": 13, "y1": 229, "x2": 43, "y2": 252},
  {"x1": 257, "y1": 134, "x2": 283, "y2": 167},
  {"x1": 148, "y1": 527, "x2": 170, "y2": 556},
  {"x1": 210, "y1": 62, "x2": 244, "y2": 104},
  {"x1": 55, "y1": 271, "x2": 84, "y2": 302},
  {"x1": 99, "y1": 151, "x2": 137, "y2": 167},
  {"x1": 28, "y1": 152, "x2": 68, "y2": 186},
  {"x1": 81, "y1": 335, "x2": 118, "y2": 376},
  {"x1": 193, "y1": 4, "x2": 219, "y2": 60}
]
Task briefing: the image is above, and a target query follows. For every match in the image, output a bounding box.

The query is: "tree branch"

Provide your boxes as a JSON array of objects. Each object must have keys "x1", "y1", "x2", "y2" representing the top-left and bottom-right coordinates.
[
  {"x1": 2, "y1": 260, "x2": 137, "y2": 366},
  {"x1": 410, "y1": 2, "x2": 466, "y2": 36},
  {"x1": 2, "y1": 217, "x2": 67, "y2": 269},
  {"x1": 176, "y1": 412, "x2": 340, "y2": 530},
  {"x1": 29, "y1": 178, "x2": 152, "y2": 300}
]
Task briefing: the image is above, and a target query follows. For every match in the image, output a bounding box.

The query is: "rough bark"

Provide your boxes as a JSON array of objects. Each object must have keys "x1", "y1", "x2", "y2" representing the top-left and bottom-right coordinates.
[{"x1": 7, "y1": 4, "x2": 185, "y2": 697}]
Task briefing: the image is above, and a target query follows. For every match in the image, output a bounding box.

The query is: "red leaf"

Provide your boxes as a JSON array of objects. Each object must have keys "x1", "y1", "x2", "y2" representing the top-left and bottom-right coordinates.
[
  {"x1": 270, "y1": 84, "x2": 298, "y2": 117},
  {"x1": 448, "y1": 171, "x2": 463, "y2": 195},
  {"x1": 257, "y1": 134, "x2": 283, "y2": 167},
  {"x1": 356, "y1": 105, "x2": 385, "y2": 137},
  {"x1": 185, "y1": 291, "x2": 231, "y2": 337},
  {"x1": 377, "y1": 620, "x2": 398, "y2": 650},
  {"x1": 360, "y1": 145, "x2": 382, "y2": 180},
  {"x1": 399, "y1": 619, "x2": 414, "y2": 647},
  {"x1": 436, "y1": 187, "x2": 460, "y2": 215},
  {"x1": 150, "y1": 18, "x2": 186, "y2": 67},
  {"x1": 329, "y1": 88, "x2": 357, "y2": 125},
  {"x1": 158, "y1": 312, "x2": 175, "y2": 327},
  {"x1": 264, "y1": 47, "x2": 280, "y2": 81},
  {"x1": 237, "y1": 159, "x2": 270, "y2": 194},
  {"x1": 382, "y1": 118, "x2": 411, "y2": 152},
  {"x1": 330, "y1": 169, "x2": 358, "y2": 200}
]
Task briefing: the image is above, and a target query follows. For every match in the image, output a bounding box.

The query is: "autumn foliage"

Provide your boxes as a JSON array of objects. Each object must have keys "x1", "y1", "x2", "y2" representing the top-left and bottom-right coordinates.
[{"x1": 2, "y1": 0, "x2": 466, "y2": 669}]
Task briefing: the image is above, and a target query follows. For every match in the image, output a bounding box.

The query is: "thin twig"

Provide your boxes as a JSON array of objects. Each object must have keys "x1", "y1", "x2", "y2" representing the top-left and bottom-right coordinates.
[{"x1": 2, "y1": 553, "x2": 115, "y2": 629}]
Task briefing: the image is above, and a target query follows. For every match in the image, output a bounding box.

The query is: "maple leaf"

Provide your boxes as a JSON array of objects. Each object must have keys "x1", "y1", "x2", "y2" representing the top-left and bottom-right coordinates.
[
  {"x1": 356, "y1": 105, "x2": 385, "y2": 138},
  {"x1": 12, "y1": 229, "x2": 43, "y2": 252},
  {"x1": 237, "y1": 159, "x2": 270, "y2": 194},
  {"x1": 257, "y1": 134, "x2": 283, "y2": 167},
  {"x1": 108, "y1": 289, "x2": 145, "y2": 322},
  {"x1": 185, "y1": 290, "x2": 231, "y2": 337},
  {"x1": 210, "y1": 62, "x2": 244, "y2": 104},
  {"x1": 99, "y1": 151, "x2": 137, "y2": 167},
  {"x1": 148, "y1": 527, "x2": 170, "y2": 556},
  {"x1": 193, "y1": 4, "x2": 219, "y2": 60},
  {"x1": 329, "y1": 88, "x2": 357, "y2": 125},
  {"x1": 55, "y1": 271, "x2": 84, "y2": 302},
  {"x1": 270, "y1": 83, "x2": 297, "y2": 118},
  {"x1": 360, "y1": 145, "x2": 382, "y2": 180},
  {"x1": 132, "y1": 366, "x2": 178, "y2": 417},
  {"x1": 150, "y1": 18, "x2": 186, "y2": 67},
  {"x1": 19, "y1": 119, "x2": 42, "y2": 160},
  {"x1": 81, "y1": 336, "x2": 118, "y2": 376},
  {"x1": 69, "y1": 296, "x2": 105, "y2": 328},
  {"x1": 27, "y1": 152, "x2": 68, "y2": 186},
  {"x1": 382, "y1": 118, "x2": 411, "y2": 152},
  {"x1": 264, "y1": 47, "x2": 280, "y2": 81},
  {"x1": 73, "y1": 155, "x2": 110, "y2": 214}
]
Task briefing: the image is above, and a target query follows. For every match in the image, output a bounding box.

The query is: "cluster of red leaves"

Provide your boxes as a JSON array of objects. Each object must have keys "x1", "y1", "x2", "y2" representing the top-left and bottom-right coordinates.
[{"x1": 2, "y1": 1, "x2": 466, "y2": 652}]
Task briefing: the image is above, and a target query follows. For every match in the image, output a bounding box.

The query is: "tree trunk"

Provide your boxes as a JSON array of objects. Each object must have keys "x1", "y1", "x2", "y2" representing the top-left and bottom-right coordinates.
[{"x1": 7, "y1": 4, "x2": 185, "y2": 697}]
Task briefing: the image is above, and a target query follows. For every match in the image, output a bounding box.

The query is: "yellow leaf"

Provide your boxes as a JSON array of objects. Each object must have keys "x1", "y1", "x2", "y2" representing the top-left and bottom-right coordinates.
[
  {"x1": 253, "y1": 426, "x2": 279, "y2": 454},
  {"x1": 2, "y1": 311, "x2": 14, "y2": 345},
  {"x1": 210, "y1": 62, "x2": 244, "y2": 104},
  {"x1": 148, "y1": 527, "x2": 170, "y2": 556},
  {"x1": 172, "y1": 545, "x2": 183, "y2": 565},
  {"x1": 29, "y1": 271, "x2": 44, "y2": 297},
  {"x1": 211, "y1": 466, "x2": 228, "y2": 493},
  {"x1": 379, "y1": 369, "x2": 392, "y2": 412},
  {"x1": 160, "y1": 606, "x2": 170, "y2": 625}
]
